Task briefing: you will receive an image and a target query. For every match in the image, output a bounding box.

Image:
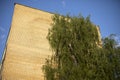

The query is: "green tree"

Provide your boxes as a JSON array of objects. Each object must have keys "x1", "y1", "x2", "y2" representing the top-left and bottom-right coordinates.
[
  {"x1": 102, "y1": 35, "x2": 120, "y2": 80},
  {"x1": 42, "y1": 14, "x2": 120, "y2": 80}
]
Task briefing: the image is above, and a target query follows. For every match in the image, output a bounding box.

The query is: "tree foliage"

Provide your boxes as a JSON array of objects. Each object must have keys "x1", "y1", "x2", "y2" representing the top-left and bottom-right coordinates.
[{"x1": 42, "y1": 14, "x2": 120, "y2": 80}]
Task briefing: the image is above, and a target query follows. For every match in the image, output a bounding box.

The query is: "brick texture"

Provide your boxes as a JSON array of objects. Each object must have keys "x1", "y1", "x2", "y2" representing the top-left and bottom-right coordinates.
[{"x1": 2, "y1": 4, "x2": 53, "y2": 80}]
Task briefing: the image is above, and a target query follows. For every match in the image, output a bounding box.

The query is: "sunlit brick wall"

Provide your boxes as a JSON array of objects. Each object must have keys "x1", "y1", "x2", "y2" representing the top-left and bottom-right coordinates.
[
  {"x1": 2, "y1": 4, "x2": 53, "y2": 80},
  {"x1": 1, "y1": 4, "x2": 101, "y2": 80}
]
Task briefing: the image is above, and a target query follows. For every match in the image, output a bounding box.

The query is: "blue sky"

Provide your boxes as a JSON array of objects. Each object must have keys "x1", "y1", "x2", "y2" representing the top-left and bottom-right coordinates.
[{"x1": 0, "y1": 0, "x2": 120, "y2": 61}]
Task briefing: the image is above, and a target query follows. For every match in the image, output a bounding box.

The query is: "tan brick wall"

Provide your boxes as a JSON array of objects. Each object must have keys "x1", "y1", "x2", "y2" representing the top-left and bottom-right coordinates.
[
  {"x1": 2, "y1": 4, "x2": 53, "y2": 80},
  {"x1": 1, "y1": 4, "x2": 102, "y2": 80},
  {"x1": 96, "y1": 26, "x2": 102, "y2": 47}
]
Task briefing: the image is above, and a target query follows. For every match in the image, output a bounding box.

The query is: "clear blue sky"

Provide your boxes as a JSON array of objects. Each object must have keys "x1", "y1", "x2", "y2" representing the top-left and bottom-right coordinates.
[{"x1": 0, "y1": 0, "x2": 120, "y2": 61}]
